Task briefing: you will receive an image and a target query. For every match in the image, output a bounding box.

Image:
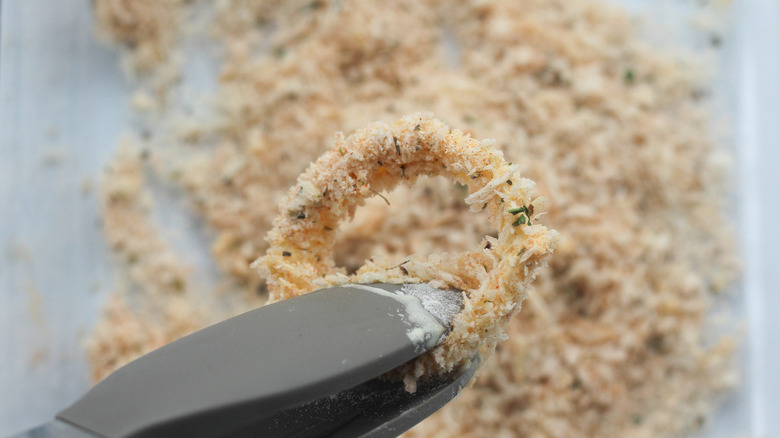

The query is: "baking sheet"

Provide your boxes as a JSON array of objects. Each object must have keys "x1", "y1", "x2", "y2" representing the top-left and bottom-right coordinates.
[{"x1": 1, "y1": 0, "x2": 778, "y2": 436}]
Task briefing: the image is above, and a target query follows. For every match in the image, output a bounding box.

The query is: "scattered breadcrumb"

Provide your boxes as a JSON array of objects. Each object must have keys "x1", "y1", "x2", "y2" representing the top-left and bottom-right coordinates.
[
  {"x1": 93, "y1": 0, "x2": 184, "y2": 74},
  {"x1": 89, "y1": 0, "x2": 739, "y2": 436},
  {"x1": 99, "y1": 141, "x2": 191, "y2": 297}
]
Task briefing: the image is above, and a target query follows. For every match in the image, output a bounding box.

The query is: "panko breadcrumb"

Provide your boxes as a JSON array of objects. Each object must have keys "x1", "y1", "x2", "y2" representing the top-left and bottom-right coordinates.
[
  {"x1": 93, "y1": 0, "x2": 184, "y2": 73},
  {"x1": 255, "y1": 113, "x2": 558, "y2": 390},
  {"x1": 89, "y1": 0, "x2": 739, "y2": 437}
]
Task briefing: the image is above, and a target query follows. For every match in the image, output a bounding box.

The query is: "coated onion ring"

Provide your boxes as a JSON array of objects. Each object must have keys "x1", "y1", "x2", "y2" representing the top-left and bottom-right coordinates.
[{"x1": 253, "y1": 113, "x2": 559, "y2": 390}]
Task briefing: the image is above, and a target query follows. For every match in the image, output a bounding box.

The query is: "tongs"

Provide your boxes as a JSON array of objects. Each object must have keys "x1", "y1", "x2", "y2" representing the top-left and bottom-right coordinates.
[{"x1": 9, "y1": 283, "x2": 476, "y2": 438}]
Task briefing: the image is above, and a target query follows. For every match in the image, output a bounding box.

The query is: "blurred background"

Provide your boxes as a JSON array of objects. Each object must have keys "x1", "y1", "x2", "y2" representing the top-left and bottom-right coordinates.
[{"x1": 1, "y1": 0, "x2": 779, "y2": 436}]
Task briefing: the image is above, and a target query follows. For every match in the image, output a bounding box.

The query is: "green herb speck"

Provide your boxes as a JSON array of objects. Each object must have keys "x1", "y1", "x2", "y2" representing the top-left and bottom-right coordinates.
[
  {"x1": 508, "y1": 206, "x2": 528, "y2": 215},
  {"x1": 624, "y1": 69, "x2": 635, "y2": 84}
]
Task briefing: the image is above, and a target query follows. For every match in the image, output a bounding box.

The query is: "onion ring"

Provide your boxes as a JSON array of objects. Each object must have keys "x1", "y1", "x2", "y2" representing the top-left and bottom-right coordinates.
[{"x1": 253, "y1": 113, "x2": 559, "y2": 390}]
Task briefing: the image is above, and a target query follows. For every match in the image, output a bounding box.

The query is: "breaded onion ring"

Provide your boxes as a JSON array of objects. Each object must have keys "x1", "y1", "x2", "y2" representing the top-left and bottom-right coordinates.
[{"x1": 253, "y1": 113, "x2": 559, "y2": 390}]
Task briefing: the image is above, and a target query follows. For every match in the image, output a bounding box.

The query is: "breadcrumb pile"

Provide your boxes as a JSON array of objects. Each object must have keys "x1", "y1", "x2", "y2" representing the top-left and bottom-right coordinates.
[{"x1": 89, "y1": 0, "x2": 739, "y2": 436}]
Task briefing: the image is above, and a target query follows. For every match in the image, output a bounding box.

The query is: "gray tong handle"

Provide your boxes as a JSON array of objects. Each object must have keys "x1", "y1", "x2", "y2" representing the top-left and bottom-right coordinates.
[{"x1": 57, "y1": 285, "x2": 440, "y2": 438}]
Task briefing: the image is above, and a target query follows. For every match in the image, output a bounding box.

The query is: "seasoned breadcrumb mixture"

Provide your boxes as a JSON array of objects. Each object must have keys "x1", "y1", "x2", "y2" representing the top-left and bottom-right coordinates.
[{"x1": 89, "y1": 0, "x2": 739, "y2": 437}]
